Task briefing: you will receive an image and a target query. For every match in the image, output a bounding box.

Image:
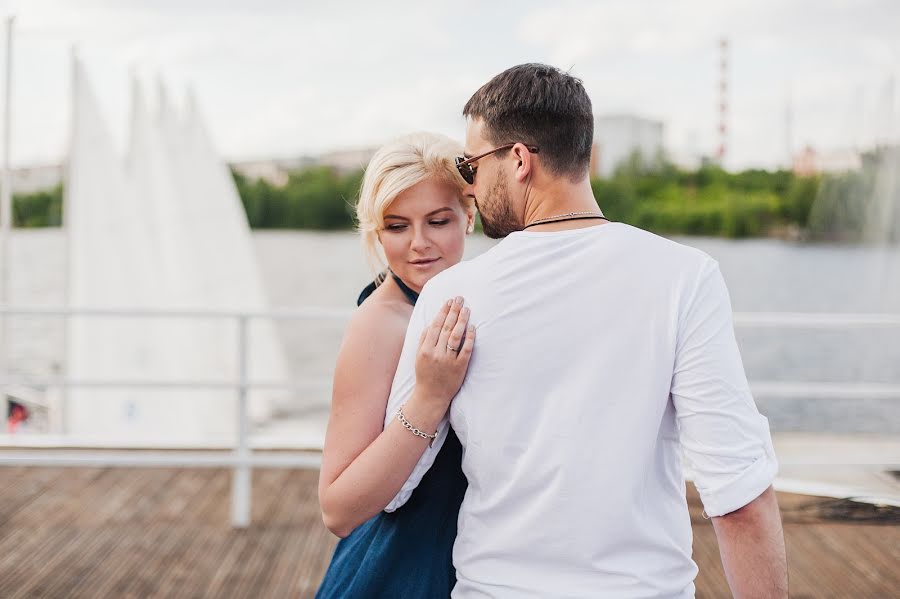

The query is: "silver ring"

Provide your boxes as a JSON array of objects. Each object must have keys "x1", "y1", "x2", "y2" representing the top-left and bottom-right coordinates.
[{"x1": 446, "y1": 343, "x2": 458, "y2": 352}]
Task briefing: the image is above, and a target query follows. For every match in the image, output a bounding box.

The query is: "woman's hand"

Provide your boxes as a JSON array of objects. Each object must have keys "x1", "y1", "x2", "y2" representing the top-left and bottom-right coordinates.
[
  {"x1": 412, "y1": 296, "x2": 475, "y2": 412},
  {"x1": 319, "y1": 297, "x2": 474, "y2": 536}
]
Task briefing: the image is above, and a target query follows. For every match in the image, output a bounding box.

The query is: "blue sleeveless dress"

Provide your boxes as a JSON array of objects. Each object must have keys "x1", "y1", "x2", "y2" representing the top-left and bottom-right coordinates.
[{"x1": 315, "y1": 273, "x2": 467, "y2": 599}]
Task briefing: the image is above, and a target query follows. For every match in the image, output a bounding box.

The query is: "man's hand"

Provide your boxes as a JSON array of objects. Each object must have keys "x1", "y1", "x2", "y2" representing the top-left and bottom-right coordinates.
[{"x1": 710, "y1": 485, "x2": 789, "y2": 598}]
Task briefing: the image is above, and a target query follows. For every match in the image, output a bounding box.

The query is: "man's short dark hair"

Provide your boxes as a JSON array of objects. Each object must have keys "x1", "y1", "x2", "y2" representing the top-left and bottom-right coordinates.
[{"x1": 463, "y1": 63, "x2": 593, "y2": 181}]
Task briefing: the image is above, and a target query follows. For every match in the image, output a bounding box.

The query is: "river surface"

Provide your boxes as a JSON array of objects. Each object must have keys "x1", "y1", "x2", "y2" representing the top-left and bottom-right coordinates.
[{"x1": 5, "y1": 229, "x2": 900, "y2": 434}]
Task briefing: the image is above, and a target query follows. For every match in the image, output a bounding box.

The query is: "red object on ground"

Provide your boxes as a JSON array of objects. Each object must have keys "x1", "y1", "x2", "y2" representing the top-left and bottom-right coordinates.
[{"x1": 7, "y1": 403, "x2": 29, "y2": 433}]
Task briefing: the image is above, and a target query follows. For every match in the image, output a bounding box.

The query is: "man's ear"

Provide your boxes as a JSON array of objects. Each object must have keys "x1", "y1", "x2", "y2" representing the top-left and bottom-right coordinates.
[{"x1": 512, "y1": 142, "x2": 533, "y2": 182}]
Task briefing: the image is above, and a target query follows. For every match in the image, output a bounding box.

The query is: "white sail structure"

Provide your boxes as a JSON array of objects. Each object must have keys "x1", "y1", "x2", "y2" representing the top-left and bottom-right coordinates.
[
  {"x1": 65, "y1": 59, "x2": 288, "y2": 444},
  {"x1": 66, "y1": 59, "x2": 177, "y2": 440},
  {"x1": 177, "y1": 88, "x2": 289, "y2": 416},
  {"x1": 124, "y1": 76, "x2": 241, "y2": 441}
]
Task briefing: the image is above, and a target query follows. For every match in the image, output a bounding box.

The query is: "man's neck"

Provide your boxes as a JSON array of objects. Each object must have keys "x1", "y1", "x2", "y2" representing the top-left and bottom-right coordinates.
[{"x1": 521, "y1": 177, "x2": 606, "y2": 231}]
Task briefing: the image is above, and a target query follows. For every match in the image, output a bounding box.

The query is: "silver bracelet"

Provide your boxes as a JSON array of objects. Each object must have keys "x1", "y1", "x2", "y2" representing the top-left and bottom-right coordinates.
[{"x1": 397, "y1": 405, "x2": 439, "y2": 446}]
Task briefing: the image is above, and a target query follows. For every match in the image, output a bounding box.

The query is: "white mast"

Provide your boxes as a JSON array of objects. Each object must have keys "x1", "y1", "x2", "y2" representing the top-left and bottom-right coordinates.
[{"x1": 0, "y1": 15, "x2": 15, "y2": 389}]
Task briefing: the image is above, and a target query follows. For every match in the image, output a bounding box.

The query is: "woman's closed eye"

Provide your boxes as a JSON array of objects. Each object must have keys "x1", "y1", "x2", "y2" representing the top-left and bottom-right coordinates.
[{"x1": 385, "y1": 219, "x2": 450, "y2": 232}]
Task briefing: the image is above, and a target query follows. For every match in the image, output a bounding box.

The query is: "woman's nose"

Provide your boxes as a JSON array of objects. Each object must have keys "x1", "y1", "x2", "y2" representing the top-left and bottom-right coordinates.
[{"x1": 410, "y1": 226, "x2": 431, "y2": 251}]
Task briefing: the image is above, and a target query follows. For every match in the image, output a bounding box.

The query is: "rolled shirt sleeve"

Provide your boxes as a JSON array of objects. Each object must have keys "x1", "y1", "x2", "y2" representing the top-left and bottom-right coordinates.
[
  {"x1": 671, "y1": 258, "x2": 778, "y2": 517},
  {"x1": 382, "y1": 290, "x2": 450, "y2": 513}
]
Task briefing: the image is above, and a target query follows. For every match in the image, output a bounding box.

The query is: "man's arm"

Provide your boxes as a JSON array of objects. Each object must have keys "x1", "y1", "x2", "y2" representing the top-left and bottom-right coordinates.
[
  {"x1": 711, "y1": 486, "x2": 788, "y2": 598},
  {"x1": 669, "y1": 258, "x2": 785, "y2": 595}
]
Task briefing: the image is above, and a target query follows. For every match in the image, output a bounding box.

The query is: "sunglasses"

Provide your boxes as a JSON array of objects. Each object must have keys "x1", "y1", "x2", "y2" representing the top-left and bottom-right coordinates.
[{"x1": 455, "y1": 143, "x2": 540, "y2": 184}]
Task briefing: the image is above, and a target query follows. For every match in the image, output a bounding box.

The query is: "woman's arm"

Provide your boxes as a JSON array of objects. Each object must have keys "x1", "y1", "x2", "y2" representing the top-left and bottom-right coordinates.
[{"x1": 318, "y1": 298, "x2": 473, "y2": 538}]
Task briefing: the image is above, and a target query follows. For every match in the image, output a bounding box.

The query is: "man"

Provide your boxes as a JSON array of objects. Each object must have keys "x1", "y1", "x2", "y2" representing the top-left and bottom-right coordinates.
[{"x1": 384, "y1": 63, "x2": 788, "y2": 598}]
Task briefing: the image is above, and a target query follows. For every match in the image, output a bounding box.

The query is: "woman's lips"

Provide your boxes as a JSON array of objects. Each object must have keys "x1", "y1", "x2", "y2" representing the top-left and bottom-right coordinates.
[{"x1": 409, "y1": 258, "x2": 440, "y2": 268}]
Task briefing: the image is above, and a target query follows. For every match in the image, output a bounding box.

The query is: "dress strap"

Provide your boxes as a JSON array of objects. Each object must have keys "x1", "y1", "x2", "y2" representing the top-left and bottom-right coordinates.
[
  {"x1": 357, "y1": 270, "x2": 419, "y2": 307},
  {"x1": 390, "y1": 270, "x2": 419, "y2": 305},
  {"x1": 356, "y1": 271, "x2": 387, "y2": 306}
]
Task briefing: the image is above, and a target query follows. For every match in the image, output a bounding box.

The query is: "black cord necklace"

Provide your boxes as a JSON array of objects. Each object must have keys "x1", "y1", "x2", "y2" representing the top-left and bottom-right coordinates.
[{"x1": 522, "y1": 213, "x2": 610, "y2": 230}]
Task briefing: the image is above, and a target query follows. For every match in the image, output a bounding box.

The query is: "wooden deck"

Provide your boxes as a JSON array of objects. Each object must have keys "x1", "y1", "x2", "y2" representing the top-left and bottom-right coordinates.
[{"x1": 0, "y1": 466, "x2": 897, "y2": 598}]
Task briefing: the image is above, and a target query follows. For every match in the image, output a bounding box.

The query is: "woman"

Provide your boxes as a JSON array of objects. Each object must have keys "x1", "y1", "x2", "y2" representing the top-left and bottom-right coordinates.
[{"x1": 316, "y1": 132, "x2": 476, "y2": 598}]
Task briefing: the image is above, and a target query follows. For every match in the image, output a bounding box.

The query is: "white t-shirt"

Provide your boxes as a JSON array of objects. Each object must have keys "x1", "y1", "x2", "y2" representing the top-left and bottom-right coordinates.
[{"x1": 383, "y1": 222, "x2": 778, "y2": 599}]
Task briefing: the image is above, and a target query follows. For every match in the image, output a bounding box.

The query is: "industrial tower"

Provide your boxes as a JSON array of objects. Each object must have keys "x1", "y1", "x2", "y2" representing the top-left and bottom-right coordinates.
[{"x1": 716, "y1": 38, "x2": 729, "y2": 164}]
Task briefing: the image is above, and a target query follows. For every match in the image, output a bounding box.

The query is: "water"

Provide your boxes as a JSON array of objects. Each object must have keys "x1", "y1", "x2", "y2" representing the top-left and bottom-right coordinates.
[{"x1": 5, "y1": 228, "x2": 900, "y2": 434}]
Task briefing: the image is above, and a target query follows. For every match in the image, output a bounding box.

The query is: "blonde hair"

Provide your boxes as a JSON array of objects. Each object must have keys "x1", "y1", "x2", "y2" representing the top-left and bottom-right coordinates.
[{"x1": 357, "y1": 131, "x2": 473, "y2": 276}]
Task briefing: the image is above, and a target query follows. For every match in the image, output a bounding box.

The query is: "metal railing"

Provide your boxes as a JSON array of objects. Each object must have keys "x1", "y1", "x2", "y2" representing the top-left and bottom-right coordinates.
[
  {"x1": 0, "y1": 305, "x2": 352, "y2": 527},
  {"x1": 1, "y1": 305, "x2": 899, "y2": 527},
  {"x1": 732, "y1": 311, "x2": 900, "y2": 400}
]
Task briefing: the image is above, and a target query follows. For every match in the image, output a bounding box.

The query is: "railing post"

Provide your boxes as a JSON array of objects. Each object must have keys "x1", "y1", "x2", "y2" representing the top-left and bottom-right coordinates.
[{"x1": 230, "y1": 314, "x2": 251, "y2": 528}]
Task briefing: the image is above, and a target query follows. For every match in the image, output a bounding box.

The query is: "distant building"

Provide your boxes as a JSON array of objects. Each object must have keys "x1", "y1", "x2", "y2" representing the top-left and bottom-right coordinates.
[
  {"x1": 316, "y1": 147, "x2": 377, "y2": 174},
  {"x1": 230, "y1": 157, "x2": 313, "y2": 187},
  {"x1": 793, "y1": 146, "x2": 862, "y2": 176},
  {"x1": 591, "y1": 115, "x2": 665, "y2": 178},
  {"x1": 231, "y1": 148, "x2": 375, "y2": 186},
  {"x1": 14, "y1": 147, "x2": 377, "y2": 194},
  {"x1": 12, "y1": 164, "x2": 65, "y2": 194}
]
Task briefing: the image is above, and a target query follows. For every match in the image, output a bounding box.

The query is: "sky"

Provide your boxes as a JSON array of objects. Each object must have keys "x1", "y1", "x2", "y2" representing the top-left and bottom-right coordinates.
[{"x1": 2, "y1": 0, "x2": 899, "y2": 170}]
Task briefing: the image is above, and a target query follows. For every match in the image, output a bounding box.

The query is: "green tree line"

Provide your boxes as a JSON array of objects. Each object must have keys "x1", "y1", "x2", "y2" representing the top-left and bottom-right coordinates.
[
  {"x1": 591, "y1": 154, "x2": 819, "y2": 239},
  {"x1": 233, "y1": 167, "x2": 362, "y2": 230},
  {"x1": 12, "y1": 183, "x2": 64, "y2": 227},
  {"x1": 11, "y1": 152, "x2": 895, "y2": 242}
]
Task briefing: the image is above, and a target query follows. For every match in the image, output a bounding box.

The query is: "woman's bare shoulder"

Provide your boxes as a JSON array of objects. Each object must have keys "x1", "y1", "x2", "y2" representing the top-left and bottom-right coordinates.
[
  {"x1": 329, "y1": 297, "x2": 411, "y2": 427},
  {"x1": 338, "y1": 295, "x2": 412, "y2": 370},
  {"x1": 349, "y1": 295, "x2": 411, "y2": 338}
]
